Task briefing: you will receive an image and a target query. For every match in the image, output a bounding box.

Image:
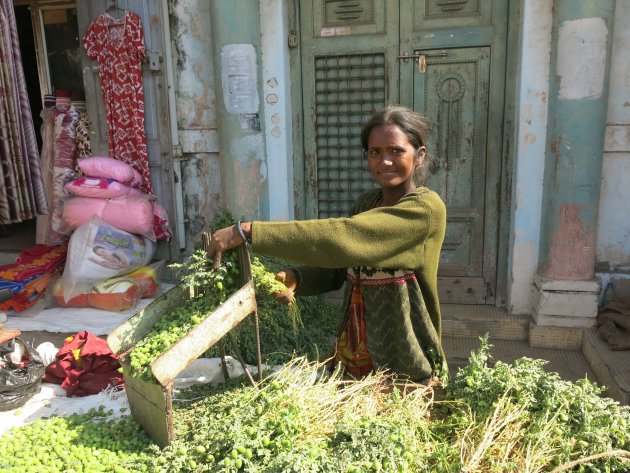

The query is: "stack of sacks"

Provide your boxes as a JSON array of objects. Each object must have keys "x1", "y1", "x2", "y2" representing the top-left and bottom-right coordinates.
[
  {"x1": 61, "y1": 156, "x2": 170, "y2": 240},
  {"x1": 0, "y1": 245, "x2": 67, "y2": 313},
  {"x1": 56, "y1": 156, "x2": 172, "y2": 312}
]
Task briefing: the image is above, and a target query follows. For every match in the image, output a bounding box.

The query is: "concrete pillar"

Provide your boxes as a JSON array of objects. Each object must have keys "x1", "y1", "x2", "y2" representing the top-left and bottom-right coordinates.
[
  {"x1": 209, "y1": 1, "x2": 268, "y2": 220},
  {"x1": 532, "y1": 0, "x2": 615, "y2": 333}
]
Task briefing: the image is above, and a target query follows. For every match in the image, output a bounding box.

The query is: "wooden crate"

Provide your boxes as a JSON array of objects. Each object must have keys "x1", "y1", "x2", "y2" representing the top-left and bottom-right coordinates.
[{"x1": 107, "y1": 246, "x2": 257, "y2": 447}]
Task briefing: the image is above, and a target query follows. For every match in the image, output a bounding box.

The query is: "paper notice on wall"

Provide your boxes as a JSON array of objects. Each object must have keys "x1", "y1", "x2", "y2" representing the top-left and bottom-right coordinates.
[
  {"x1": 557, "y1": 18, "x2": 607, "y2": 101},
  {"x1": 221, "y1": 44, "x2": 259, "y2": 114}
]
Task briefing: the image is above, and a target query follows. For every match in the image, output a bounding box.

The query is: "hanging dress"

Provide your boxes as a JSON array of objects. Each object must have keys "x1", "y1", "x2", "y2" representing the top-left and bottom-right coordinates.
[
  {"x1": 35, "y1": 95, "x2": 56, "y2": 244},
  {"x1": 82, "y1": 11, "x2": 152, "y2": 194}
]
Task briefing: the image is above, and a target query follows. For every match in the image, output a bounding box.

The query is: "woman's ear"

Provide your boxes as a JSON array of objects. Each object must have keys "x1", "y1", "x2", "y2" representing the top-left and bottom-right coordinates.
[{"x1": 416, "y1": 146, "x2": 427, "y2": 164}]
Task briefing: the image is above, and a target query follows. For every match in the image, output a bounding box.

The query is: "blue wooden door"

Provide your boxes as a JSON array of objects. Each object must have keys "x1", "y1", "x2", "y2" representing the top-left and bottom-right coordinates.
[{"x1": 296, "y1": 0, "x2": 509, "y2": 304}]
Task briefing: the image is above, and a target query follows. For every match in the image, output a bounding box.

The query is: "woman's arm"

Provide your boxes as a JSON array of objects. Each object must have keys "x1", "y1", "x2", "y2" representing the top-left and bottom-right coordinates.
[{"x1": 251, "y1": 190, "x2": 445, "y2": 271}]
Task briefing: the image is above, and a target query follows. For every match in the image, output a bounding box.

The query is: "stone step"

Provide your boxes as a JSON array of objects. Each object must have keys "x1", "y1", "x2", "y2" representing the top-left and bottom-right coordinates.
[
  {"x1": 581, "y1": 329, "x2": 630, "y2": 405},
  {"x1": 441, "y1": 304, "x2": 529, "y2": 341}
]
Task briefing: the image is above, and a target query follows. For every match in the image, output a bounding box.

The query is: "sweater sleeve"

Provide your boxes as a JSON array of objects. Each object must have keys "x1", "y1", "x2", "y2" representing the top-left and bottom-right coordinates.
[
  {"x1": 293, "y1": 266, "x2": 346, "y2": 296},
  {"x1": 251, "y1": 189, "x2": 445, "y2": 271}
]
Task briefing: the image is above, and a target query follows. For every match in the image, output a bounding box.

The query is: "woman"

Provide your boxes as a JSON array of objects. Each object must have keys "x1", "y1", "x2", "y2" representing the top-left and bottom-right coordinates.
[
  {"x1": 209, "y1": 105, "x2": 447, "y2": 383},
  {"x1": 89, "y1": 245, "x2": 129, "y2": 271}
]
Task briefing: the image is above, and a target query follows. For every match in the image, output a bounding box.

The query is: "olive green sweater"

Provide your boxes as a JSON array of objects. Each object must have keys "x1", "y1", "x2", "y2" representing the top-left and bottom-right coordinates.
[{"x1": 251, "y1": 187, "x2": 447, "y2": 381}]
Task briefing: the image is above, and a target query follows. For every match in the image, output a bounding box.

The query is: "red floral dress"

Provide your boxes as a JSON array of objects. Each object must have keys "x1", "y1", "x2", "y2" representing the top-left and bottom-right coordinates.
[{"x1": 82, "y1": 11, "x2": 152, "y2": 194}]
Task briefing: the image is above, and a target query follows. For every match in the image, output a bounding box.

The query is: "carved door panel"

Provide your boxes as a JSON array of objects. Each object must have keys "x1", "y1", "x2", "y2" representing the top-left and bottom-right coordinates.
[
  {"x1": 413, "y1": 47, "x2": 491, "y2": 303},
  {"x1": 400, "y1": 0, "x2": 507, "y2": 304}
]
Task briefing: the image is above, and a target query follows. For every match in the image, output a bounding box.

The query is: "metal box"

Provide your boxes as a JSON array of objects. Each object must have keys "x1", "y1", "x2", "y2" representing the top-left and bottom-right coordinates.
[{"x1": 107, "y1": 246, "x2": 257, "y2": 447}]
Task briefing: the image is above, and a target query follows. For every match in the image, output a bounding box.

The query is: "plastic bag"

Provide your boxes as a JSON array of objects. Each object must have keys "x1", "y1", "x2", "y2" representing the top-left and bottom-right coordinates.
[
  {"x1": 126, "y1": 260, "x2": 165, "y2": 298},
  {"x1": 53, "y1": 260, "x2": 164, "y2": 312},
  {"x1": 60, "y1": 215, "x2": 155, "y2": 302},
  {"x1": 0, "y1": 338, "x2": 45, "y2": 411},
  {"x1": 36, "y1": 342, "x2": 58, "y2": 366}
]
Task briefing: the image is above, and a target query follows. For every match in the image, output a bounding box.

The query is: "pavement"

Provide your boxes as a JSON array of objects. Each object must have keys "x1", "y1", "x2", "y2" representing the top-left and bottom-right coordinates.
[{"x1": 441, "y1": 304, "x2": 630, "y2": 405}]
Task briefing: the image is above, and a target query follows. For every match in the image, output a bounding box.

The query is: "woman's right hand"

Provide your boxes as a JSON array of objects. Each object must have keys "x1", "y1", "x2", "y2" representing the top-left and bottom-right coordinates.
[
  {"x1": 207, "y1": 222, "x2": 251, "y2": 268},
  {"x1": 274, "y1": 269, "x2": 298, "y2": 304}
]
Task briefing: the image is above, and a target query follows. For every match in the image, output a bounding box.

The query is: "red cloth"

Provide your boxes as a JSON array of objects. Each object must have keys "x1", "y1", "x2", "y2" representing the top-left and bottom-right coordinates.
[
  {"x1": 0, "y1": 244, "x2": 67, "y2": 281},
  {"x1": 82, "y1": 12, "x2": 153, "y2": 194},
  {"x1": 43, "y1": 331, "x2": 124, "y2": 397},
  {"x1": 335, "y1": 279, "x2": 374, "y2": 378}
]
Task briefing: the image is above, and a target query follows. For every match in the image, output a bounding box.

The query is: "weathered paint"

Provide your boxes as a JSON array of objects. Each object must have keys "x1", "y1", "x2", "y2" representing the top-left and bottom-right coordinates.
[
  {"x1": 538, "y1": 0, "x2": 615, "y2": 280},
  {"x1": 170, "y1": 0, "x2": 222, "y2": 249},
  {"x1": 507, "y1": 0, "x2": 552, "y2": 314},
  {"x1": 182, "y1": 155, "x2": 222, "y2": 236},
  {"x1": 596, "y1": 0, "x2": 630, "y2": 272},
  {"x1": 260, "y1": 0, "x2": 293, "y2": 221},
  {"x1": 171, "y1": 0, "x2": 218, "y2": 136},
  {"x1": 541, "y1": 203, "x2": 597, "y2": 279},
  {"x1": 597, "y1": 155, "x2": 630, "y2": 269},
  {"x1": 209, "y1": 1, "x2": 268, "y2": 219}
]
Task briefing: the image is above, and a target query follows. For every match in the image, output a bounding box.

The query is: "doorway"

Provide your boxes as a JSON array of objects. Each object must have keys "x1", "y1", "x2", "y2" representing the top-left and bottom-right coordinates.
[
  {"x1": 1, "y1": 1, "x2": 83, "y2": 259},
  {"x1": 293, "y1": 0, "x2": 510, "y2": 305}
]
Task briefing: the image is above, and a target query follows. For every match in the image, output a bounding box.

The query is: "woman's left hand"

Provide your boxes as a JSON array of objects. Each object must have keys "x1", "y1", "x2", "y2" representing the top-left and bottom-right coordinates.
[{"x1": 208, "y1": 223, "x2": 250, "y2": 268}]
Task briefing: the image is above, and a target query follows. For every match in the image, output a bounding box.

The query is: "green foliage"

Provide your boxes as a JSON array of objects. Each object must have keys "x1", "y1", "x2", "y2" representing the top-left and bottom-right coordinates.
[
  {"x1": 205, "y1": 292, "x2": 338, "y2": 366},
  {"x1": 446, "y1": 335, "x2": 630, "y2": 472},
  {"x1": 157, "y1": 359, "x2": 442, "y2": 473},
  {"x1": 3, "y1": 343, "x2": 630, "y2": 472},
  {"x1": 168, "y1": 249, "x2": 240, "y2": 298},
  {"x1": 210, "y1": 207, "x2": 238, "y2": 233}
]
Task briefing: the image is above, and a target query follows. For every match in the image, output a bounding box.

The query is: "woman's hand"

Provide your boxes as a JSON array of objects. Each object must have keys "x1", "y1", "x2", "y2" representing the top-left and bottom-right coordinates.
[
  {"x1": 208, "y1": 222, "x2": 251, "y2": 268},
  {"x1": 273, "y1": 269, "x2": 298, "y2": 304}
]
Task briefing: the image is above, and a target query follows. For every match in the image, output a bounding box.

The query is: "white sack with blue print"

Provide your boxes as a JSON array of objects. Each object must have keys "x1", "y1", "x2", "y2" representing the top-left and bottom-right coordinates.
[{"x1": 60, "y1": 215, "x2": 155, "y2": 302}]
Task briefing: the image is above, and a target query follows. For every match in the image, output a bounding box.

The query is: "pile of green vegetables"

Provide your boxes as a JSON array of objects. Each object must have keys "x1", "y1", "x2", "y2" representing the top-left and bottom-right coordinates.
[
  {"x1": 0, "y1": 405, "x2": 153, "y2": 473},
  {"x1": 148, "y1": 337, "x2": 630, "y2": 473},
  {"x1": 128, "y1": 246, "x2": 333, "y2": 380},
  {"x1": 1, "y1": 339, "x2": 629, "y2": 472}
]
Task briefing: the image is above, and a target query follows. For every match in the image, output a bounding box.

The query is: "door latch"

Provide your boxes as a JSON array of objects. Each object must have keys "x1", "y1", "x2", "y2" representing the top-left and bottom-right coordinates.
[
  {"x1": 398, "y1": 51, "x2": 448, "y2": 73},
  {"x1": 147, "y1": 50, "x2": 163, "y2": 71}
]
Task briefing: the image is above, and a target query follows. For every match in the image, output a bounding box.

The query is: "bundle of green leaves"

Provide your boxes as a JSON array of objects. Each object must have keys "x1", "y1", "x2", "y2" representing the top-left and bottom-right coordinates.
[
  {"x1": 146, "y1": 340, "x2": 630, "y2": 472},
  {"x1": 2, "y1": 341, "x2": 629, "y2": 472}
]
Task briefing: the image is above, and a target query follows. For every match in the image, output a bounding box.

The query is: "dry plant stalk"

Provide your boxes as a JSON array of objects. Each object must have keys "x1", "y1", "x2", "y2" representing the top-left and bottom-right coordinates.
[
  {"x1": 250, "y1": 358, "x2": 435, "y2": 443},
  {"x1": 458, "y1": 394, "x2": 529, "y2": 472},
  {"x1": 550, "y1": 449, "x2": 630, "y2": 473}
]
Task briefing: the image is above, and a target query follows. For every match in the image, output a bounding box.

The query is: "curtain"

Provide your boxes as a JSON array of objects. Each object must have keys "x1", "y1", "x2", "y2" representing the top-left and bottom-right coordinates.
[{"x1": 0, "y1": 0, "x2": 47, "y2": 224}]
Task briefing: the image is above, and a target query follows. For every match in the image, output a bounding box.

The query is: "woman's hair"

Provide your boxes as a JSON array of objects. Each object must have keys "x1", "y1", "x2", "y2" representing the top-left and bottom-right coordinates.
[{"x1": 360, "y1": 105, "x2": 433, "y2": 184}]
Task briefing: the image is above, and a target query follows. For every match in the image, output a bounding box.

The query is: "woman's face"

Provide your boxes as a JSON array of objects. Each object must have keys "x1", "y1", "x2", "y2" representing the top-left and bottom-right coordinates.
[{"x1": 366, "y1": 124, "x2": 424, "y2": 192}]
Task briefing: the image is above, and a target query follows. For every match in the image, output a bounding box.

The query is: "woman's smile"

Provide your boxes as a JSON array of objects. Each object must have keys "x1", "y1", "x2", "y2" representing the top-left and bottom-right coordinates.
[{"x1": 366, "y1": 124, "x2": 425, "y2": 203}]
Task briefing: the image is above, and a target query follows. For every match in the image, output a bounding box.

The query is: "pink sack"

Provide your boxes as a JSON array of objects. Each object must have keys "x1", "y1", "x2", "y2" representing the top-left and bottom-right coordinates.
[
  {"x1": 152, "y1": 202, "x2": 172, "y2": 241},
  {"x1": 65, "y1": 177, "x2": 143, "y2": 199},
  {"x1": 61, "y1": 195, "x2": 155, "y2": 239},
  {"x1": 77, "y1": 156, "x2": 143, "y2": 188}
]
